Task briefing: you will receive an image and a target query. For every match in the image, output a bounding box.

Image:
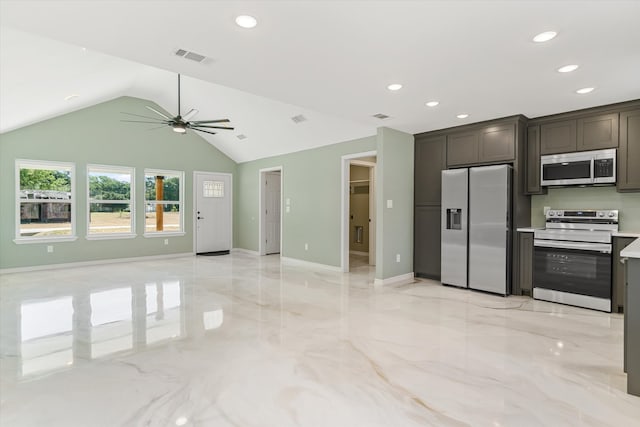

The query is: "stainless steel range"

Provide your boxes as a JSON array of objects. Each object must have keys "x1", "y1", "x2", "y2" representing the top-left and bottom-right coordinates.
[{"x1": 533, "y1": 209, "x2": 618, "y2": 312}]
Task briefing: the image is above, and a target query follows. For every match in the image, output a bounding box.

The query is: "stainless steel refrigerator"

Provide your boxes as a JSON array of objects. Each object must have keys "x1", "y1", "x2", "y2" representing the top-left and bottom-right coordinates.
[{"x1": 441, "y1": 164, "x2": 512, "y2": 295}]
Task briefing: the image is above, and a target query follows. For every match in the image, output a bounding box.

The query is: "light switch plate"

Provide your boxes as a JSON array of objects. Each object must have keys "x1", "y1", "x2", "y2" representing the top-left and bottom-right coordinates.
[{"x1": 386, "y1": 199, "x2": 393, "y2": 209}]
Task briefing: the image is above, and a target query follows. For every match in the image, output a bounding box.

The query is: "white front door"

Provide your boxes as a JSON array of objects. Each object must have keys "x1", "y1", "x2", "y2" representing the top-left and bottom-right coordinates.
[
  {"x1": 195, "y1": 172, "x2": 231, "y2": 254},
  {"x1": 265, "y1": 172, "x2": 281, "y2": 254}
]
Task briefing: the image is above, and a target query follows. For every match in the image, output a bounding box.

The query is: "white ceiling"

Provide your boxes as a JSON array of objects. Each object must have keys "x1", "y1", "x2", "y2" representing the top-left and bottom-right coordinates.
[{"x1": 2, "y1": 1, "x2": 640, "y2": 163}]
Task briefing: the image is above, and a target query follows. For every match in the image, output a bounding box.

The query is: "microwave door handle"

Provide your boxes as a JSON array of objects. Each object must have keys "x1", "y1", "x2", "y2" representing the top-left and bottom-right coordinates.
[{"x1": 590, "y1": 158, "x2": 595, "y2": 183}]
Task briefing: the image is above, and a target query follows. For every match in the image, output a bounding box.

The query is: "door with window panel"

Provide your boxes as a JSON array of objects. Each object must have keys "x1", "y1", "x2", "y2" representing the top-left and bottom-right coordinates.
[{"x1": 195, "y1": 173, "x2": 231, "y2": 253}]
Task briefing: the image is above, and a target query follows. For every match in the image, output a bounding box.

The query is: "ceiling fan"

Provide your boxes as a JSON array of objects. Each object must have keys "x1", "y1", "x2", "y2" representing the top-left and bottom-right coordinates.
[{"x1": 122, "y1": 74, "x2": 234, "y2": 136}]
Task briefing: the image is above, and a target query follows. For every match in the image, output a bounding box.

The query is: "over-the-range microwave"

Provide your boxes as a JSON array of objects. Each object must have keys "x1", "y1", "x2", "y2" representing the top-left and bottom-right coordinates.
[{"x1": 540, "y1": 148, "x2": 616, "y2": 187}]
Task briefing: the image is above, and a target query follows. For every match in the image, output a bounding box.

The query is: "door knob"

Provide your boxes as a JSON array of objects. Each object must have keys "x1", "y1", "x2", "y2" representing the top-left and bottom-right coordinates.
[{"x1": 198, "y1": 216, "x2": 205, "y2": 220}]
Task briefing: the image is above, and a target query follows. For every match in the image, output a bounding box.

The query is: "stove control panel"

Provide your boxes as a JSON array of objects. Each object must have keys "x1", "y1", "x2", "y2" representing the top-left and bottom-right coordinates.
[{"x1": 545, "y1": 209, "x2": 618, "y2": 222}]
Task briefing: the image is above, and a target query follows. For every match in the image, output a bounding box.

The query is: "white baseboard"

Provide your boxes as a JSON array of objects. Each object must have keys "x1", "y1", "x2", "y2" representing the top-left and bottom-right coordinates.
[
  {"x1": 0, "y1": 252, "x2": 194, "y2": 275},
  {"x1": 280, "y1": 256, "x2": 343, "y2": 272},
  {"x1": 374, "y1": 272, "x2": 415, "y2": 286},
  {"x1": 349, "y1": 250, "x2": 369, "y2": 256},
  {"x1": 231, "y1": 248, "x2": 260, "y2": 256}
]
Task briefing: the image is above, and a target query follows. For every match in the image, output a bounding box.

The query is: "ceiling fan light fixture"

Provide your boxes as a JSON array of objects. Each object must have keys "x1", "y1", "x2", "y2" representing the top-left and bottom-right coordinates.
[{"x1": 172, "y1": 122, "x2": 187, "y2": 133}]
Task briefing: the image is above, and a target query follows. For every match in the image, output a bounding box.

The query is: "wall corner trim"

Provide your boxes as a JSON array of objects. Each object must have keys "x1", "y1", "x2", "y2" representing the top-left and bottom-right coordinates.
[
  {"x1": 280, "y1": 256, "x2": 343, "y2": 272},
  {"x1": 374, "y1": 272, "x2": 415, "y2": 286}
]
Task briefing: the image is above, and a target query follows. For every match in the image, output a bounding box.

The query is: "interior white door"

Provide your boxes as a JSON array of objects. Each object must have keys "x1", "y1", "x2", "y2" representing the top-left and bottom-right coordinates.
[
  {"x1": 265, "y1": 172, "x2": 281, "y2": 254},
  {"x1": 195, "y1": 172, "x2": 231, "y2": 254}
]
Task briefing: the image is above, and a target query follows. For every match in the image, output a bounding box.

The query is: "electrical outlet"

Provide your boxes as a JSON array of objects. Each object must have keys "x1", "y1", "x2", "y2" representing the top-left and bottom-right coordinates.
[
  {"x1": 305, "y1": 243, "x2": 309, "y2": 251},
  {"x1": 286, "y1": 206, "x2": 291, "y2": 213},
  {"x1": 47, "y1": 245, "x2": 54, "y2": 253},
  {"x1": 396, "y1": 253, "x2": 401, "y2": 263},
  {"x1": 164, "y1": 239, "x2": 169, "y2": 245},
  {"x1": 387, "y1": 199, "x2": 393, "y2": 209}
]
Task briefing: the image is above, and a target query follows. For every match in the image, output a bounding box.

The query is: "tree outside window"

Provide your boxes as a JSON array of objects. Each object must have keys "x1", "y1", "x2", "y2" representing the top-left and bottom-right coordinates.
[{"x1": 88, "y1": 165, "x2": 134, "y2": 237}]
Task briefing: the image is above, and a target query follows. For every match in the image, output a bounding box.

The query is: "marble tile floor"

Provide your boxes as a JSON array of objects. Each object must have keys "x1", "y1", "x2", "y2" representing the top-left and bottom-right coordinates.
[{"x1": 0, "y1": 252, "x2": 639, "y2": 427}]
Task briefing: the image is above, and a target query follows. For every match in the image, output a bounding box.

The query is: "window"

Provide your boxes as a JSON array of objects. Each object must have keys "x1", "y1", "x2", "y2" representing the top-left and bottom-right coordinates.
[
  {"x1": 87, "y1": 165, "x2": 134, "y2": 238},
  {"x1": 144, "y1": 169, "x2": 184, "y2": 235},
  {"x1": 16, "y1": 160, "x2": 75, "y2": 242},
  {"x1": 203, "y1": 180, "x2": 224, "y2": 198}
]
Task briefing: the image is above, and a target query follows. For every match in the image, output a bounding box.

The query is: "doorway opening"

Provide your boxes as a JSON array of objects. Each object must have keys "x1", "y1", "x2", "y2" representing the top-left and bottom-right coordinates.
[
  {"x1": 259, "y1": 167, "x2": 283, "y2": 256},
  {"x1": 341, "y1": 151, "x2": 376, "y2": 273}
]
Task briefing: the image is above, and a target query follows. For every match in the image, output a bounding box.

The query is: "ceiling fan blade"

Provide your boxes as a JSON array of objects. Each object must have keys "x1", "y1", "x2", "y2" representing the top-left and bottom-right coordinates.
[
  {"x1": 191, "y1": 128, "x2": 217, "y2": 136},
  {"x1": 190, "y1": 119, "x2": 230, "y2": 124},
  {"x1": 146, "y1": 106, "x2": 172, "y2": 120},
  {"x1": 190, "y1": 125, "x2": 235, "y2": 130},
  {"x1": 121, "y1": 119, "x2": 170, "y2": 124},
  {"x1": 121, "y1": 111, "x2": 168, "y2": 121},
  {"x1": 147, "y1": 125, "x2": 170, "y2": 131},
  {"x1": 183, "y1": 109, "x2": 199, "y2": 121}
]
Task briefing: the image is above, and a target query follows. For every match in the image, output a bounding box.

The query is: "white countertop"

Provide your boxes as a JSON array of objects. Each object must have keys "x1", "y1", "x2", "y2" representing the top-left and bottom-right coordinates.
[
  {"x1": 613, "y1": 231, "x2": 640, "y2": 238},
  {"x1": 621, "y1": 238, "x2": 640, "y2": 259},
  {"x1": 516, "y1": 227, "x2": 541, "y2": 233}
]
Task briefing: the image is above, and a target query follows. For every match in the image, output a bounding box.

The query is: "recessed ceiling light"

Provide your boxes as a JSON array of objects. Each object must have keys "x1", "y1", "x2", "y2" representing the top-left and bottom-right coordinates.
[
  {"x1": 457, "y1": 114, "x2": 469, "y2": 119},
  {"x1": 235, "y1": 15, "x2": 257, "y2": 29},
  {"x1": 576, "y1": 87, "x2": 595, "y2": 94},
  {"x1": 387, "y1": 83, "x2": 402, "y2": 91},
  {"x1": 533, "y1": 31, "x2": 557, "y2": 43},
  {"x1": 64, "y1": 94, "x2": 79, "y2": 101},
  {"x1": 557, "y1": 64, "x2": 579, "y2": 73},
  {"x1": 425, "y1": 101, "x2": 439, "y2": 107}
]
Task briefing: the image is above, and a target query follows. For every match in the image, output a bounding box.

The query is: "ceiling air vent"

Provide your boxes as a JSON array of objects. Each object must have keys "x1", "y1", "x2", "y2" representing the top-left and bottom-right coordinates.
[
  {"x1": 291, "y1": 114, "x2": 307, "y2": 124},
  {"x1": 174, "y1": 48, "x2": 207, "y2": 63},
  {"x1": 372, "y1": 113, "x2": 390, "y2": 120},
  {"x1": 236, "y1": 134, "x2": 248, "y2": 140}
]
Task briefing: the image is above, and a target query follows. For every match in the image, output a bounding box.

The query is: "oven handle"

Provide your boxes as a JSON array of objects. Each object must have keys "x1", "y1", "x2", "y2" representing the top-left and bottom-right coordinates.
[{"x1": 534, "y1": 239, "x2": 612, "y2": 253}]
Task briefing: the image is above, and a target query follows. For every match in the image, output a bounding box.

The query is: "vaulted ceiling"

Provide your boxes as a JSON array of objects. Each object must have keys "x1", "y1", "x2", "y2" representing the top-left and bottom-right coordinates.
[{"x1": 2, "y1": 1, "x2": 639, "y2": 162}]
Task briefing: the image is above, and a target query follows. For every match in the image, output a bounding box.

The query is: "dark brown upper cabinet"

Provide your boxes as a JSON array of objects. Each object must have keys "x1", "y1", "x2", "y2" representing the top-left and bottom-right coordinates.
[
  {"x1": 577, "y1": 113, "x2": 619, "y2": 151},
  {"x1": 414, "y1": 135, "x2": 446, "y2": 205},
  {"x1": 446, "y1": 123, "x2": 515, "y2": 167},
  {"x1": 479, "y1": 123, "x2": 516, "y2": 163},
  {"x1": 446, "y1": 132, "x2": 479, "y2": 166},
  {"x1": 540, "y1": 120, "x2": 577, "y2": 154},
  {"x1": 618, "y1": 108, "x2": 640, "y2": 192},
  {"x1": 525, "y1": 125, "x2": 545, "y2": 195}
]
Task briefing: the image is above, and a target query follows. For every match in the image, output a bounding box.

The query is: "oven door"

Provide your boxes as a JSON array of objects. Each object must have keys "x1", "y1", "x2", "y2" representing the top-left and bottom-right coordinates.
[{"x1": 533, "y1": 240, "x2": 612, "y2": 298}]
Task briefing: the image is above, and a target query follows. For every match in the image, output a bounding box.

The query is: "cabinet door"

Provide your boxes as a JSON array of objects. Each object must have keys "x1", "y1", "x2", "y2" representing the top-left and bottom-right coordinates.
[
  {"x1": 478, "y1": 123, "x2": 515, "y2": 163},
  {"x1": 618, "y1": 109, "x2": 640, "y2": 192},
  {"x1": 577, "y1": 113, "x2": 619, "y2": 151},
  {"x1": 447, "y1": 132, "x2": 478, "y2": 167},
  {"x1": 414, "y1": 135, "x2": 446, "y2": 205},
  {"x1": 540, "y1": 120, "x2": 577, "y2": 154},
  {"x1": 518, "y1": 232, "x2": 534, "y2": 296},
  {"x1": 613, "y1": 237, "x2": 635, "y2": 313},
  {"x1": 525, "y1": 125, "x2": 545, "y2": 194},
  {"x1": 414, "y1": 205, "x2": 441, "y2": 279}
]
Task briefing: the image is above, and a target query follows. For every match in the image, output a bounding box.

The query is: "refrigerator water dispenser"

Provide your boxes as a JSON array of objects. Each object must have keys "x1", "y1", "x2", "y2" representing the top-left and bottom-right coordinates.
[{"x1": 446, "y1": 208, "x2": 463, "y2": 230}]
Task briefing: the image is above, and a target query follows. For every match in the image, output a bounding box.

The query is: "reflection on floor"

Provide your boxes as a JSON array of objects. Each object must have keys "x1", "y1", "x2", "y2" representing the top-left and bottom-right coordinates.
[
  {"x1": 349, "y1": 252, "x2": 370, "y2": 269},
  {"x1": 1, "y1": 252, "x2": 638, "y2": 426}
]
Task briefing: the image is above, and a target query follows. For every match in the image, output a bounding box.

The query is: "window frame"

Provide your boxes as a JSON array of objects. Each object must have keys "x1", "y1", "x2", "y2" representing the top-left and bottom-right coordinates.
[
  {"x1": 86, "y1": 164, "x2": 136, "y2": 240},
  {"x1": 143, "y1": 168, "x2": 185, "y2": 237},
  {"x1": 15, "y1": 159, "x2": 77, "y2": 244}
]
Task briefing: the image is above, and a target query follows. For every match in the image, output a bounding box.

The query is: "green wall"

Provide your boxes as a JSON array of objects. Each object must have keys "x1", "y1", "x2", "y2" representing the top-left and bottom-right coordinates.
[
  {"x1": 375, "y1": 127, "x2": 415, "y2": 280},
  {"x1": 0, "y1": 96, "x2": 236, "y2": 270},
  {"x1": 235, "y1": 135, "x2": 376, "y2": 266},
  {"x1": 531, "y1": 187, "x2": 640, "y2": 231}
]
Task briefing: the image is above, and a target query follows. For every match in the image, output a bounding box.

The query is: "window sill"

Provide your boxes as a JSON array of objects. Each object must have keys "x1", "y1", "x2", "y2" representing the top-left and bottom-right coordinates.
[
  {"x1": 86, "y1": 233, "x2": 137, "y2": 241},
  {"x1": 14, "y1": 236, "x2": 78, "y2": 245},
  {"x1": 143, "y1": 232, "x2": 186, "y2": 238}
]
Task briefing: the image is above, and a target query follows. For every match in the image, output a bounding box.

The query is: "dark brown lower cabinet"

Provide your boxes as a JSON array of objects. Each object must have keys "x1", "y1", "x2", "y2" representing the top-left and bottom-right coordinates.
[
  {"x1": 414, "y1": 205, "x2": 441, "y2": 279},
  {"x1": 517, "y1": 232, "x2": 534, "y2": 296},
  {"x1": 614, "y1": 237, "x2": 636, "y2": 313}
]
